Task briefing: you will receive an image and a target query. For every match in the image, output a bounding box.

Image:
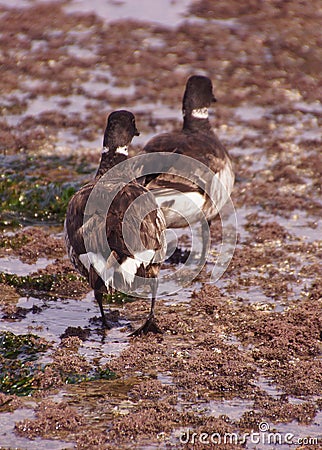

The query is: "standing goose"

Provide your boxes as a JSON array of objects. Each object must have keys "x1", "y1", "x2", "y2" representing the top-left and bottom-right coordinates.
[
  {"x1": 141, "y1": 75, "x2": 234, "y2": 261},
  {"x1": 65, "y1": 111, "x2": 166, "y2": 336}
]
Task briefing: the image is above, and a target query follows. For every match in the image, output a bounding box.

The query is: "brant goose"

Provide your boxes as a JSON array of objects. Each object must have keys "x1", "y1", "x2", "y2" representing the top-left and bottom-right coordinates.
[
  {"x1": 141, "y1": 75, "x2": 234, "y2": 260},
  {"x1": 65, "y1": 110, "x2": 166, "y2": 336}
]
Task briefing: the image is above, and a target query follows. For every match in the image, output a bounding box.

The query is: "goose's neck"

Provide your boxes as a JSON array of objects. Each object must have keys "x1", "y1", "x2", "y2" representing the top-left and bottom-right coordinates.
[
  {"x1": 95, "y1": 146, "x2": 128, "y2": 179},
  {"x1": 183, "y1": 108, "x2": 212, "y2": 132}
]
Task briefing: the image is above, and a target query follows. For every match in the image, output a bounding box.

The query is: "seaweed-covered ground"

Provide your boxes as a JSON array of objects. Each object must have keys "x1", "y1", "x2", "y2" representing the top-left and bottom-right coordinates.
[{"x1": 0, "y1": 0, "x2": 321, "y2": 449}]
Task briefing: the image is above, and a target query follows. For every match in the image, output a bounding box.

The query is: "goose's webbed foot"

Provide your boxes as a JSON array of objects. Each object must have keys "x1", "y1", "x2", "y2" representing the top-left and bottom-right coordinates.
[{"x1": 129, "y1": 316, "x2": 162, "y2": 337}]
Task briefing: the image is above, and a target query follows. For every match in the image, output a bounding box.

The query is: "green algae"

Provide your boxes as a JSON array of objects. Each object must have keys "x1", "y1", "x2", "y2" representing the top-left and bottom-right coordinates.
[
  {"x1": 105, "y1": 291, "x2": 135, "y2": 305},
  {"x1": 0, "y1": 233, "x2": 29, "y2": 250},
  {"x1": 0, "y1": 174, "x2": 77, "y2": 226},
  {"x1": 0, "y1": 154, "x2": 89, "y2": 228},
  {"x1": 0, "y1": 359, "x2": 39, "y2": 396},
  {"x1": 0, "y1": 332, "x2": 115, "y2": 396},
  {"x1": 0, "y1": 272, "x2": 56, "y2": 292},
  {"x1": 0, "y1": 331, "x2": 49, "y2": 395},
  {"x1": 0, "y1": 272, "x2": 135, "y2": 303},
  {"x1": 0, "y1": 331, "x2": 48, "y2": 361},
  {"x1": 64, "y1": 368, "x2": 116, "y2": 385},
  {"x1": 0, "y1": 272, "x2": 84, "y2": 299}
]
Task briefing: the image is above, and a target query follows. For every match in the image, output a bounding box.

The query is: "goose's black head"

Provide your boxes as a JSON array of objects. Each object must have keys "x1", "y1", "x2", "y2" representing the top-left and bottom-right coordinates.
[
  {"x1": 182, "y1": 75, "x2": 217, "y2": 117},
  {"x1": 96, "y1": 110, "x2": 140, "y2": 178},
  {"x1": 103, "y1": 110, "x2": 140, "y2": 150}
]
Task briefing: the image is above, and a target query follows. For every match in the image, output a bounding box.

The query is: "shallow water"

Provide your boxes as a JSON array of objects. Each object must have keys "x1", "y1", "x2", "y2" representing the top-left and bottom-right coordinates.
[
  {"x1": 65, "y1": 0, "x2": 192, "y2": 26},
  {"x1": 1, "y1": 292, "x2": 128, "y2": 357},
  {"x1": 0, "y1": 407, "x2": 74, "y2": 450},
  {"x1": 0, "y1": 256, "x2": 54, "y2": 276}
]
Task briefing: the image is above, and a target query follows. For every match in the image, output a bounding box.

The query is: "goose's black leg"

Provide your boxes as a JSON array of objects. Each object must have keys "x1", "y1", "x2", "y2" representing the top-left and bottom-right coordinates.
[
  {"x1": 95, "y1": 290, "x2": 110, "y2": 328},
  {"x1": 90, "y1": 266, "x2": 112, "y2": 329},
  {"x1": 200, "y1": 219, "x2": 211, "y2": 265},
  {"x1": 129, "y1": 279, "x2": 162, "y2": 337},
  {"x1": 94, "y1": 290, "x2": 116, "y2": 329}
]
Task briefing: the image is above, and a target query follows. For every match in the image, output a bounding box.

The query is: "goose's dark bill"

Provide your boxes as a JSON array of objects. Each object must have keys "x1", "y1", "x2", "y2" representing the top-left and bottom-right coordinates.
[{"x1": 64, "y1": 110, "x2": 166, "y2": 335}]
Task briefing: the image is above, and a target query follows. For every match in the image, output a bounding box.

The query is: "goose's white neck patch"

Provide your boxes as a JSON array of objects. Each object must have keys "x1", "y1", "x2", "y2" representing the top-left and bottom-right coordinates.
[
  {"x1": 115, "y1": 145, "x2": 128, "y2": 156},
  {"x1": 102, "y1": 146, "x2": 109, "y2": 154},
  {"x1": 191, "y1": 107, "x2": 208, "y2": 119}
]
